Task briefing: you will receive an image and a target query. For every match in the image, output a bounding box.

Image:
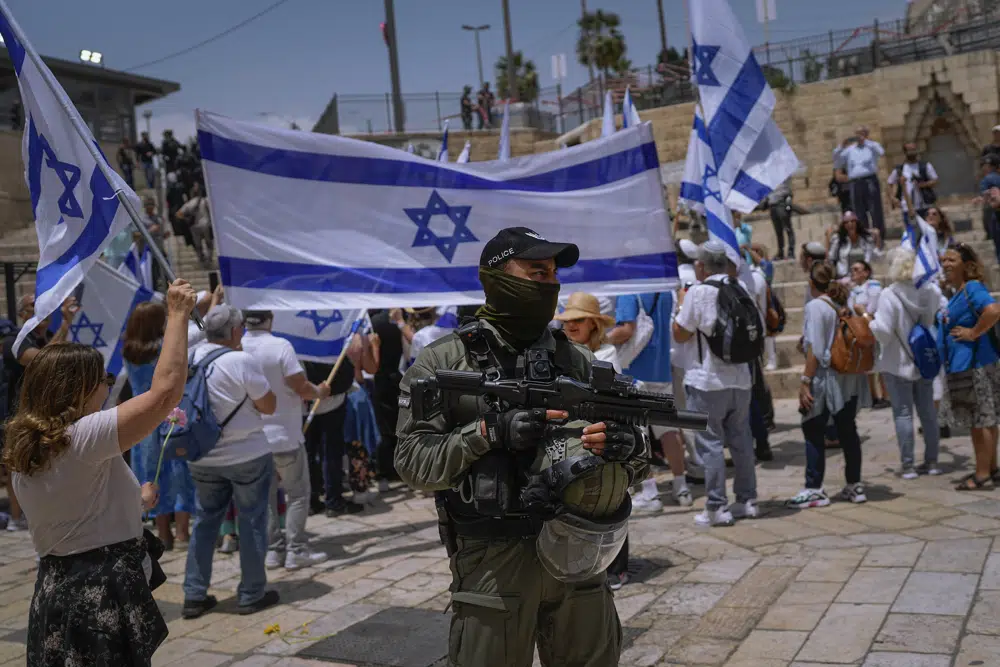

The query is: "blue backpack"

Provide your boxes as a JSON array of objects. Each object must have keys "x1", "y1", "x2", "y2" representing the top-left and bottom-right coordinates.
[
  {"x1": 893, "y1": 290, "x2": 941, "y2": 380},
  {"x1": 156, "y1": 347, "x2": 247, "y2": 463}
]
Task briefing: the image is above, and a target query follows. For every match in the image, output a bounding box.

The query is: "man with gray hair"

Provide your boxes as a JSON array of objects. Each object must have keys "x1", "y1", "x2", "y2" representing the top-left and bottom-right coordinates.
[
  {"x1": 241, "y1": 310, "x2": 332, "y2": 570},
  {"x1": 672, "y1": 241, "x2": 759, "y2": 527},
  {"x1": 182, "y1": 304, "x2": 281, "y2": 619},
  {"x1": 833, "y1": 126, "x2": 886, "y2": 243}
]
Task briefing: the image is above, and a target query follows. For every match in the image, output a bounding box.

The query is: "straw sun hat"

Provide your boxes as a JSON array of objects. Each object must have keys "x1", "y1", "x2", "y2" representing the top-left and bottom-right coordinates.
[{"x1": 554, "y1": 292, "x2": 615, "y2": 329}]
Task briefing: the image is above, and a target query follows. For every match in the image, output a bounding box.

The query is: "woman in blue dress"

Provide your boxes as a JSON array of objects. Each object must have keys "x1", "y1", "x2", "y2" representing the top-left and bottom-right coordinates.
[{"x1": 123, "y1": 301, "x2": 196, "y2": 549}]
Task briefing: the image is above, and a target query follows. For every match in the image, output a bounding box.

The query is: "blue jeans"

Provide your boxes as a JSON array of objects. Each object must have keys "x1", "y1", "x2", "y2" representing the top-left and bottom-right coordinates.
[
  {"x1": 685, "y1": 386, "x2": 756, "y2": 510},
  {"x1": 184, "y1": 454, "x2": 273, "y2": 606},
  {"x1": 802, "y1": 397, "x2": 861, "y2": 489},
  {"x1": 142, "y1": 161, "x2": 156, "y2": 189},
  {"x1": 883, "y1": 373, "x2": 940, "y2": 469}
]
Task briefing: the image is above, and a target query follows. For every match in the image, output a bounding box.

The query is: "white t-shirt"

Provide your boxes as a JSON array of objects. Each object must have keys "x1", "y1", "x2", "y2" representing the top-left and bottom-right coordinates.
[
  {"x1": 887, "y1": 161, "x2": 938, "y2": 212},
  {"x1": 13, "y1": 408, "x2": 143, "y2": 557},
  {"x1": 677, "y1": 263, "x2": 697, "y2": 288},
  {"x1": 674, "y1": 273, "x2": 753, "y2": 392},
  {"x1": 410, "y1": 324, "x2": 455, "y2": 362},
  {"x1": 188, "y1": 321, "x2": 207, "y2": 352},
  {"x1": 188, "y1": 343, "x2": 272, "y2": 467},
  {"x1": 749, "y1": 267, "x2": 769, "y2": 319},
  {"x1": 593, "y1": 343, "x2": 622, "y2": 373},
  {"x1": 848, "y1": 279, "x2": 883, "y2": 315},
  {"x1": 241, "y1": 331, "x2": 306, "y2": 454}
]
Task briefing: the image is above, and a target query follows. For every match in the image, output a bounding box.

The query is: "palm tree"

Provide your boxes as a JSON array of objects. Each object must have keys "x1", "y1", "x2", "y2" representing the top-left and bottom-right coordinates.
[
  {"x1": 576, "y1": 10, "x2": 629, "y2": 80},
  {"x1": 495, "y1": 51, "x2": 540, "y2": 103}
]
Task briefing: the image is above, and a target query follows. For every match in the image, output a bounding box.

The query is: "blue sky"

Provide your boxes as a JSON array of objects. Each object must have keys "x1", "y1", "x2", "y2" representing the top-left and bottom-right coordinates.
[{"x1": 5, "y1": 0, "x2": 907, "y2": 140}]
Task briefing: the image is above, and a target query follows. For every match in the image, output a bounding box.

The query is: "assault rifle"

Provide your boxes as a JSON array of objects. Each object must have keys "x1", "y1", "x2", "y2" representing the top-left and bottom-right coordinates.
[{"x1": 409, "y1": 360, "x2": 708, "y2": 431}]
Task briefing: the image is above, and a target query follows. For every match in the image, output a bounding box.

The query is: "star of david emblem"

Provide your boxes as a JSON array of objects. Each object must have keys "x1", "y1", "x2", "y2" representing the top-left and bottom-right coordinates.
[
  {"x1": 35, "y1": 132, "x2": 84, "y2": 222},
  {"x1": 296, "y1": 310, "x2": 343, "y2": 335},
  {"x1": 69, "y1": 312, "x2": 107, "y2": 349},
  {"x1": 404, "y1": 190, "x2": 477, "y2": 263},
  {"x1": 701, "y1": 165, "x2": 723, "y2": 205},
  {"x1": 691, "y1": 38, "x2": 721, "y2": 87}
]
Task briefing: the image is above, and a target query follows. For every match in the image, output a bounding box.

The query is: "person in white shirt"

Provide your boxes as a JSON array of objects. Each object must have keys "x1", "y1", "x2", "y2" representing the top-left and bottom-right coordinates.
[
  {"x1": 672, "y1": 241, "x2": 758, "y2": 527},
  {"x1": 175, "y1": 182, "x2": 213, "y2": 268},
  {"x1": 409, "y1": 307, "x2": 459, "y2": 362},
  {"x1": 553, "y1": 292, "x2": 622, "y2": 372},
  {"x1": 867, "y1": 250, "x2": 942, "y2": 478},
  {"x1": 833, "y1": 126, "x2": 886, "y2": 241},
  {"x1": 182, "y1": 305, "x2": 280, "y2": 619},
  {"x1": 887, "y1": 142, "x2": 939, "y2": 218},
  {"x1": 241, "y1": 310, "x2": 332, "y2": 571},
  {"x1": 670, "y1": 240, "x2": 707, "y2": 484}
]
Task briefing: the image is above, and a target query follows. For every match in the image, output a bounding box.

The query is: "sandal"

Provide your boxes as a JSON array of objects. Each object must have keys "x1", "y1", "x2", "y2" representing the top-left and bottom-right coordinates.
[{"x1": 956, "y1": 473, "x2": 994, "y2": 491}]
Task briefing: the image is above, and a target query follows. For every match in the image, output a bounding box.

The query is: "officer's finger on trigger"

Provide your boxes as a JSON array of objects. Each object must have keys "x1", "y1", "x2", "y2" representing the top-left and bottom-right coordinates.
[{"x1": 582, "y1": 431, "x2": 606, "y2": 444}]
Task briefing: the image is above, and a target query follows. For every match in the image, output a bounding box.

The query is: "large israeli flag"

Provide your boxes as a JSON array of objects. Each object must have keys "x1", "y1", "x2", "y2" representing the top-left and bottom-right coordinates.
[
  {"x1": 48, "y1": 260, "x2": 155, "y2": 375},
  {"x1": 271, "y1": 309, "x2": 364, "y2": 363},
  {"x1": 119, "y1": 242, "x2": 153, "y2": 291},
  {"x1": 679, "y1": 108, "x2": 708, "y2": 215},
  {"x1": 197, "y1": 110, "x2": 677, "y2": 310},
  {"x1": 901, "y1": 212, "x2": 941, "y2": 288},
  {"x1": 0, "y1": 3, "x2": 140, "y2": 354},
  {"x1": 689, "y1": 0, "x2": 798, "y2": 213}
]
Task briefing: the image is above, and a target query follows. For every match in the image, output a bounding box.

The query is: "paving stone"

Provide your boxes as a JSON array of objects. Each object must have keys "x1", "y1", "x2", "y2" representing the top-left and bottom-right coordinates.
[
  {"x1": 651, "y1": 583, "x2": 731, "y2": 616},
  {"x1": 903, "y1": 525, "x2": 978, "y2": 541},
  {"x1": 795, "y1": 559, "x2": 857, "y2": 583},
  {"x1": 685, "y1": 559, "x2": 760, "y2": 584},
  {"x1": 298, "y1": 577, "x2": 391, "y2": 612},
  {"x1": 892, "y1": 572, "x2": 978, "y2": 616},
  {"x1": 724, "y1": 659, "x2": 789, "y2": 667},
  {"x1": 841, "y1": 508, "x2": 924, "y2": 531},
  {"x1": 846, "y1": 533, "x2": 916, "y2": 546},
  {"x1": 0, "y1": 641, "x2": 25, "y2": 663},
  {"x1": 671, "y1": 534, "x2": 760, "y2": 561},
  {"x1": 151, "y1": 638, "x2": 215, "y2": 667},
  {"x1": 914, "y1": 537, "x2": 990, "y2": 573},
  {"x1": 871, "y1": 614, "x2": 963, "y2": 654},
  {"x1": 942, "y1": 513, "x2": 1000, "y2": 533},
  {"x1": 664, "y1": 635, "x2": 739, "y2": 665},
  {"x1": 860, "y1": 653, "x2": 950, "y2": 667},
  {"x1": 776, "y1": 582, "x2": 843, "y2": 606},
  {"x1": 719, "y1": 567, "x2": 799, "y2": 608},
  {"x1": 694, "y1": 605, "x2": 768, "y2": 640},
  {"x1": 614, "y1": 591, "x2": 658, "y2": 623},
  {"x1": 633, "y1": 615, "x2": 701, "y2": 646},
  {"x1": 758, "y1": 604, "x2": 829, "y2": 632},
  {"x1": 367, "y1": 556, "x2": 438, "y2": 581},
  {"x1": 228, "y1": 658, "x2": 281, "y2": 667},
  {"x1": 170, "y1": 653, "x2": 231, "y2": 667},
  {"x1": 836, "y1": 568, "x2": 909, "y2": 604},
  {"x1": 800, "y1": 535, "x2": 865, "y2": 550},
  {"x1": 955, "y1": 634, "x2": 1000, "y2": 666},
  {"x1": 795, "y1": 604, "x2": 889, "y2": 664},
  {"x1": 729, "y1": 630, "x2": 808, "y2": 661},
  {"x1": 978, "y1": 552, "x2": 1000, "y2": 589},
  {"x1": 956, "y1": 498, "x2": 1000, "y2": 519},
  {"x1": 860, "y1": 542, "x2": 924, "y2": 568},
  {"x1": 966, "y1": 590, "x2": 1000, "y2": 635}
]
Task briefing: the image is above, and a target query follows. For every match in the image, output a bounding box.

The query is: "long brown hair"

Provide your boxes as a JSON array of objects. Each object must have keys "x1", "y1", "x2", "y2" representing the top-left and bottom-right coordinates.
[
  {"x1": 122, "y1": 301, "x2": 166, "y2": 365},
  {"x1": 949, "y1": 244, "x2": 989, "y2": 287},
  {"x1": 2, "y1": 344, "x2": 105, "y2": 475}
]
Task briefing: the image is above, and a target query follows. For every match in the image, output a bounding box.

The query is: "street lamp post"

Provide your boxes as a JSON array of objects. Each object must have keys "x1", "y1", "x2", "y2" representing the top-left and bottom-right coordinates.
[
  {"x1": 501, "y1": 0, "x2": 516, "y2": 101},
  {"x1": 142, "y1": 110, "x2": 152, "y2": 135},
  {"x1": 383, "y1": 0, "x2": 405, "y2": 132},
  {"x1": 462, "y1": 24, "x2": 491, "y2": 89}
]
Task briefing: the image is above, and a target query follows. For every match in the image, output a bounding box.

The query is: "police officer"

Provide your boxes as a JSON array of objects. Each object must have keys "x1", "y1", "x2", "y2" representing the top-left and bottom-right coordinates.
[{"x1": 395, "y1": 227, "x2": 650, "y2": 667}]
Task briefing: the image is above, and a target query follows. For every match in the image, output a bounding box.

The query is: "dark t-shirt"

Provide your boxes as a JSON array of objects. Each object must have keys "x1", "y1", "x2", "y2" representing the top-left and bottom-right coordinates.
[
  {"x1": 2, "y1": 329, "x2": 46, "y2": 417},
  {"x1": 370, "y1": 311, "x2": 403, "y2": 383},
  {"x1": 982, "y1": 143, "x2": 1000, "y2": 159}
]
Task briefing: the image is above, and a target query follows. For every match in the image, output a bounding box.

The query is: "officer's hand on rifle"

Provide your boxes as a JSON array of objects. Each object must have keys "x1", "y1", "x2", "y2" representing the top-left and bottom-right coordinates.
[
  {"x1": 482, "y1": 408, "x2": 568, "y2": 451},
  {"x1": 581, "y1": 421, "x2": 636, "y2": 461}
]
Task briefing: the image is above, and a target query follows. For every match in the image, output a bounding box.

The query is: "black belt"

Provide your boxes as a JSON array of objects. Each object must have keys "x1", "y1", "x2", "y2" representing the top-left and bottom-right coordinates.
[{"x1": 451, "y1": 515, "x2": 543, "y2": 540}]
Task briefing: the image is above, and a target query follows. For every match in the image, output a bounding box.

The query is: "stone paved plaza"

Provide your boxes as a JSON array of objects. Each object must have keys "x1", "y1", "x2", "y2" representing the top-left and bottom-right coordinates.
[{"x1": 2, "y1": 400, "x2": 1000, "y2": 666}]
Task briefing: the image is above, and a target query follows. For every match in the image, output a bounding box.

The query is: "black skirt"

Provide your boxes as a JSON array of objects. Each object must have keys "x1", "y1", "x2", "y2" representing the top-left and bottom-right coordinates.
[{"x1": 28, "y1": 532, "x2": 168, "y2": 667}]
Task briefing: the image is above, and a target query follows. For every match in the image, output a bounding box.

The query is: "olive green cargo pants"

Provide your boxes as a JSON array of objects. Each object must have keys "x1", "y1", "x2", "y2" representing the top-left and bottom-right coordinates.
[{"x1": 447, "y1": 536, "x2": 622, "y2": 667}]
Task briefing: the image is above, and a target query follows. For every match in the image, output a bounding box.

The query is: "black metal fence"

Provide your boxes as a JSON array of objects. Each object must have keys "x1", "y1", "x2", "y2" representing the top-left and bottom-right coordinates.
[{"x1": 325, "y1": 11, "x2": 1000, "y2": 137}]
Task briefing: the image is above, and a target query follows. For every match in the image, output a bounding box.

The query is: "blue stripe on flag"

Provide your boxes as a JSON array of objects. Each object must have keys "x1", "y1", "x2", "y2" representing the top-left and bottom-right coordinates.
[
  {"x1": 0, "y1": 9, "x2": 26, "y2": 75},
  {"x1": 220, "y1": 253, "x2": 677, "y2": 294},
  {"x1": 679, "y1": 182, "x2": 704, "y2": 203},
  {"x1": 693, "y1": 114, "x2": 709, "y2": 145},
  {"x1": 704, "y1": 211, "x2": 740, "y2": 252},
  {"x1": 197, "y1": 131, "x2": 661, "y2": 193},
  {"x1": 272, "y1": 331, "x2": 346, "y2": 359},
  {"x1": 707, "y1": 54, "x2": 769, "y2": 173},
  {"x1": 914, "y1": 250, "x2": 935, "y2": 288},
  {"x1": 106, "y1": 285, "x2": 155, "y2": 376},
  {"x1": 731, "y1": 170, "x2": 771, "y2": 206}
]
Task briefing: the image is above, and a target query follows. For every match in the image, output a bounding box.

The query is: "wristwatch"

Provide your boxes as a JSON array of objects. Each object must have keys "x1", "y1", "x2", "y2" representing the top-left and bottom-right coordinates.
[{"x1": 800, "y1": 375, "x2": 813, "y2": 385}]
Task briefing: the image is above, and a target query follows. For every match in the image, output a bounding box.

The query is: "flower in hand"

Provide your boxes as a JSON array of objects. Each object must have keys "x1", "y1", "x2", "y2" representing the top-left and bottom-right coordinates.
[{"x1": 165, "y1": 407, "x2": 187, "y2": 428}]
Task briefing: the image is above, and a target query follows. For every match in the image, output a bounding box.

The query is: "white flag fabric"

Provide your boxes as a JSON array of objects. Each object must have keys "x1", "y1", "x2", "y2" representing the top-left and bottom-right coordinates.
[
  {"x1": 901, "y1": 212, "x2": 941, "y2": 288},
  {"x1": 498, "y1": 102, "x2": 511, "y2": 161},
  {"x1": 601, "y1": 91, "x2": 615, "y2": 138},
  {"x1": 405, "y1": 143, "x2": 415, "y2": 154},
  {"x1": 119, "y1": 242, "x2": 153, "y2": 291},
  {"x1": 270, "y1": 309, "x2": 364, "y2": 363},
  {"x1": 689, "y1": 0, "x2": 798, "y2": 213},
  {"x1": 621, "y1": 87, "x2": 642, "y2": 129},
  {"x1": 457, "y1": 141, "x2": 471, "y2": 164},
  {"x1": 0, "y1": 4, "x2": 140, "y2": 354},
  {"x1": 48, "y1": 260, "x2": 156, "y2": 375},
  {"x1": 679, "y1": 108, "x2": 707, "y2": 215},
  {"x1": 438, "y1": 120, "x2": 450, "y2": 163},
  {"x1": 197, "y1": 110, "x2": 678, "y2": 310}
]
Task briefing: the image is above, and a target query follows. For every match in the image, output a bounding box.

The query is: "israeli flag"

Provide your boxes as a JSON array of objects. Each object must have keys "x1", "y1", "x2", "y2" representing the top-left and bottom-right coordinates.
[
  {"x1": 48, "y1": 260, "x2": 155, "y2": 375},
  {"x1": 435, "y1": 305, "x2": 460, "y2": 328},
  {"x1": 119, "y1": 242, "x2": 153, "y2": 291},
  {"x1": 689, "y1": 0, "x2": 799, "y2": 213},
  {"x1": 457, "y1": 141, "x2": 471, "y2": 164},
  {"x1": 0, "y1": 4, "x2": 140, "y2": 354},
  {"x1": 679, "y1": 108, "x2": 707, "y2": 214},
  {"x1": 438, "y1": 120, "x2": 450, "y2": 163},
  {"x1": 901, "y1": 211, "x2": 941, "y2": 288},
  {"x1": 197, "y1": 110, "x2": 677, "y2": 310},
  {"x1": 270, "y1": 309, "x2": 364, "y2": 363},
  {"x1": 621, "y1": 87, "x2": 642, "y2": 129},
  {"x1": 498, "y1": 102, "x2": 511, "y2": 161},
  {"x1": 601, "y1": 91, "x2": 615, "y2": 138}
]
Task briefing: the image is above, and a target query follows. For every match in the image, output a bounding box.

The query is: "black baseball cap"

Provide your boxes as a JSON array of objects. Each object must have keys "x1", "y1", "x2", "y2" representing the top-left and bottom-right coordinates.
[{"x1": 479, "y1": 227, "x2": 580, "y2": 269}]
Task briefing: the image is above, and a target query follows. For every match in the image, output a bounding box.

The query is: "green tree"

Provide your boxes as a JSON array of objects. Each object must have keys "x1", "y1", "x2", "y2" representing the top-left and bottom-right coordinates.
[
  {"x1": 762, "y1": 64, "x2": 793, "y2": 92},
  {"x1": 495, "y1": 51, "x2": 540, "y2": 103},
  {"x1": 576, "y1": 10, "x2": 629, "y2": 80},
  {"x1": 802, "y1": 49, "x2": 824, "y2": 83}
]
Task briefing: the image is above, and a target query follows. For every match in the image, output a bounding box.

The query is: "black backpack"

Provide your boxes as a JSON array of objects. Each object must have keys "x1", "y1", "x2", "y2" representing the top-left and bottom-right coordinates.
[
  {"x1": 893, "y1": 162, "x2": 937, "y2": 206},
  {"x1": 698, "y1": 280, "x2": 765, "y2": 364}
]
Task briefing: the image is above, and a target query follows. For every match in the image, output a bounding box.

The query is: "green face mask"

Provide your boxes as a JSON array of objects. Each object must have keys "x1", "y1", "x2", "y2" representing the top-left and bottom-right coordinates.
[{"x1": 477, "y1": 267, "x2": 560, "y2": 348}]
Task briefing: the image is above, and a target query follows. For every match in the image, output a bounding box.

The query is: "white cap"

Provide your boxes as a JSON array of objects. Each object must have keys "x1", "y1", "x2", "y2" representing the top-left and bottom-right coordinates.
[
  {"x1": 993, "y1": 125, "x2": 1000, "y2": 132},
  {"x1": 699, "y1": 239, "x2": 729, "y2": 259},
  {"x1": 677, "y1": 239, "x2": 699, "y2": 260}
]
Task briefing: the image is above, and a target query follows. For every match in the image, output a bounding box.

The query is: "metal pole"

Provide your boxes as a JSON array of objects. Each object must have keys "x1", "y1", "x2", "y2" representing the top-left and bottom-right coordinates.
[
  {"x1": 385, "y1": 93, "x2": 392, "y2": 132},
  {"x1": 763, "y1": 0, "x2": 771, "y2": 65},
  {"x1": 501, "y1": 0, "x2": 517, "y2": 101},
  {"x1": 435, "y1": 91, "x2": 442, "y2": 131},
  {"x1": 556, "y1": 82, "x2": 564, "y2": 134},
  {"x1": 383, "y1": 0, "x2": 405, "y2": 132},
  {"x1": 4, "y1": 263, "x2": 16, "y2": 324},
  {"x1": 656, "y1": 0, "x2": 668, "y2": 56},
  {"x1": 873, "y1": 19, "x2": 881, "y2": 69},
  {"x1": 2, "y1": 3, "x2": 203, "y2": 329},
  {"x1": 142, "y1": 110, "x2": 152, "y2": 136},
  {"x1": 474, "y1": 30, "x2": 485, "y2": 89}
]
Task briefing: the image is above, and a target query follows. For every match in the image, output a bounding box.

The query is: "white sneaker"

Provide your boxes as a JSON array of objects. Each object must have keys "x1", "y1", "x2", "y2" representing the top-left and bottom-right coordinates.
[
  {"x1": 265, "y1": 550, "x2": 283, "y2": 570},
  {"x1": 674, "y1": 488, "x2": 693, "y2": 507},
  {"x1": 631, "y1": 495, "x2": 664, "y2": 514},
  {"x1": 841, "y1": 483, "x2": 867, "y2": 504},
  {"x1": 786, "y1": 488, "x2": 830, "y2": 509},
  {"x1": 729, "y1": 500, "x2": 759, "y2": 519},
  {"x1": 285, "y1": 550, "x2": 328, "y2": 570},
  {"x1": 378, "y1": 479, "x2": 390, "y2": 493},
  {"x1": 901, "y1": 468, "x2": 919, "y2": 480},
  {"x1": 694, "y1": 508, "x2": 734, "y2": 527},
  {"x1": 765, "y1": 361, "x2": 778, "y2": 372},
  {"x1": 218, "y1": 535, "x2": 239, "y2": 554},
  {"x1": 5, "y1": 516, "x2": 27, "y2": 532}
]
